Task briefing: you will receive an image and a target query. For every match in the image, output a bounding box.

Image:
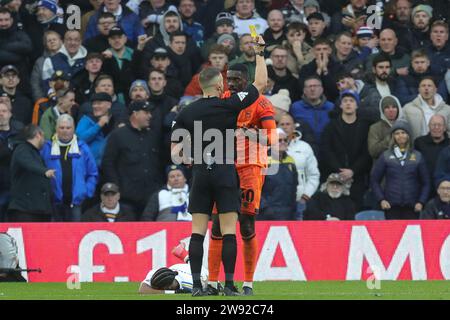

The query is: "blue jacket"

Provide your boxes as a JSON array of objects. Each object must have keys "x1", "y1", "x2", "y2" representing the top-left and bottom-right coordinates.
[
  {"x1": 371, "y1": 149, "x2": 430, "y2": 207},
  {"x1": 260, "y1": 154, "x2": 298, "y2": 220},
  {"x1": 40, "y1": 140, "x2": 98, "y2": 205},
  {"x1": 435, "y1": 146, "x2": 450, "y2": 186},
  {"x1": 290, "y1": 98, "x2": 335, "y2": 144},
  {"x1": 85, "y1": 5, "x2": 144, "y2": 44},
  {"x1": 76, "y1": 115, "x2": 108, "y2": 167}
]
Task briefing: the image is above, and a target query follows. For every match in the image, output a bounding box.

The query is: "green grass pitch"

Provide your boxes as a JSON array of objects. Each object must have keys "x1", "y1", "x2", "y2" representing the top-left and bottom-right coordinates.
[{"x1": 0, "y1": 281, "x2": 449, "y2": 300}]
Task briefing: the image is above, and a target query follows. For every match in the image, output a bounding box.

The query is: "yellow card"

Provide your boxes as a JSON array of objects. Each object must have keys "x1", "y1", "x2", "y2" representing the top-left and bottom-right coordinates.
[{"x1": 249, "y1": 25, "x2": 258, "y2": 38}]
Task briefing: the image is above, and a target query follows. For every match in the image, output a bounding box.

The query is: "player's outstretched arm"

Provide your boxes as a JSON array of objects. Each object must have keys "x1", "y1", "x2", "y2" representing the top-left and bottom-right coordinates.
[{"x1": 252, "y1": 35, "x2": 268, "y2": 94}]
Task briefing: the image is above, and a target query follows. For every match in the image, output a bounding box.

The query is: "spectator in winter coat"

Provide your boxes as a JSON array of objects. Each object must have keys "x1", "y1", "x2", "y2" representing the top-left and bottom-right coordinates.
[
  {"x1": 179, "y1": 0, "x2": 204, "y2": 48},
  {"x1": 368, "y1": 95, "x2": 403, "y2": 161},
  {"x1": 82, "y1": 182, "x2": 137, "y2": 222},
  {"x1": 365, "y1": 29, "x2": 411, "y2": 77},
  {"x1": 394, "y1": 49, "x2": 448, "y2": 105},
  {"x1": 200, "y1": 12, "x2": 238, "y2": 61},
  {"x1": 31, "y1": 30, "x2": 63, "y2": 102},
  {"x1": 8, "y1": 125, "x2": 54, "y2": 222},
  {"x1": 414, "y1": 114, "x2": 450, "y2": 198},
  {"x1": 421, "y1": 177, "x2": 450, "y2": 219},
  {"x1": 101, "y1": 100, "x2": 163, "y2": 215},
  {"x1": 298, "y1": 38, "x2": 345, "y2": 102},
  {"x1": 39, "y1": 88, "x2": 76, "y2": 140},
  {"x1": 40, "y1": 114, "x2": 98, "y2": 221},
  {"x1": 0, "y1": 65, "x2": 33, "y2": 125},
  {"x1": 332, "y1": 31, "x2": 366, "y2": 79},
  {"x1": 320, "y1": 90, "x2": 372, "y2": 210},
  {"x1": 371, "y1": 120, "x2": 430, "y2": 220},
  {"x1": 0, "y1": 101, "x2": 23, "y2": 222},
  {"x1": 402, "y1": 76, "x2": 450, "y2": 141},
  {"x1": 259, "y1": 129, "x2": 298, "y2": 220},
  {"x1": 290, "y1": 76, "x2": 334, "y2": 145},
  {"x1": 330, "y1": 0, "x2": 369, "y2": 35},
  {"x1": 425, "y1": 20, "x2": 450, "y2": 78},
  {"x1": 279, "y1": 21, "x2": 313, "y2": 78},
  {"x1": 303, "y1": 173, "x2": 356, "y2": 221},
  {"x1": 85, "y1": 0, "x2": 144, "y2": 44},
  {"x1": 263, "y1": 9, "x2": 286, "y2": 49},
  {"x1": 267, "y1": 46, "x2": 301, "y2": 101},
  {"x1": 83, "y1": 12, "x2": 117, "y2": 53},
  {"x1": 101, "y1": 26, "x2": 135, "y2": 104},
  {"x1": 0, "y1": 7, "x2": 33, "y2": 88},
  {"x1": 141, "y1": 164, "x2": 190, "y2": 222},
  {"x1": 42, "y1": 30, "x2": 87, "y2": 92},
  {"x1": 279, "y1": 114, "x2": 320, "y2": 220},
  {"x1": 72, "y1": 52, "x2": 104, "y2": 105},
  {"x1": 76, "y1": 92, "x2": 118, "y2": 167},
  {"x1": 403, "y1": 4, "x2": 433, "y2": 51},
  {"x1": 138, "y1": 0, "x2": 173, "y2": 37}
]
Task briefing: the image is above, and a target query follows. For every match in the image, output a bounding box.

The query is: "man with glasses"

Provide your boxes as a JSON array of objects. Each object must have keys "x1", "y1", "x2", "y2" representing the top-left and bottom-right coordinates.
[
  {"x1": 84, "y1": 12, "x2": 117, "y2": 53},
  {"x1": 268, "y1": 46, "x2": 300, "y2": 101}
]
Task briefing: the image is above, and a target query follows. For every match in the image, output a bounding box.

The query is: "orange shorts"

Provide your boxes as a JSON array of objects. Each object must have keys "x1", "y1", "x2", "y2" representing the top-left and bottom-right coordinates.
[
  {"x1": 237, "y1": 165, "x2": 264, "y2": 215},
  {"x1": 212, "y1": 166, "x2": 264, "y2": 215}
]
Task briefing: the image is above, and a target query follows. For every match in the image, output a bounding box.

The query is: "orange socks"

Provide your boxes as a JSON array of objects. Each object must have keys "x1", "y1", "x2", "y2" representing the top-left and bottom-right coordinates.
[
  {"x1": 207, "y1": 237, "x2": 223, "y2": 283},
  {"x1": 243, "y1": 236, "x2": 258, "y2": 283}
]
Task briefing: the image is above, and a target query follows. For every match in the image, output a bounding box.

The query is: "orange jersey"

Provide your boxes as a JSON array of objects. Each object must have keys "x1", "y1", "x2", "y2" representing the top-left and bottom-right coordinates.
[{"x1": 221, "y1": 91, "x2": 275, "y2": 168}]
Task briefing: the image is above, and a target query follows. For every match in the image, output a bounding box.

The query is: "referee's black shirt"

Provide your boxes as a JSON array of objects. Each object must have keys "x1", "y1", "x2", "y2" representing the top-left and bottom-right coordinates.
[{"x1": 171, "y1": 84, "x2": 259, "y2": 164}]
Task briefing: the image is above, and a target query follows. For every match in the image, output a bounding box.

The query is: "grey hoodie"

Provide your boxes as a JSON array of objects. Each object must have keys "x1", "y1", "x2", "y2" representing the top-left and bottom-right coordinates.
[
  {"x1": 367, "y1": 95, "x2": 403, "y2": 159},
  {"x1": 159, "y1": 8, "x2": 183, "y2": 46}
]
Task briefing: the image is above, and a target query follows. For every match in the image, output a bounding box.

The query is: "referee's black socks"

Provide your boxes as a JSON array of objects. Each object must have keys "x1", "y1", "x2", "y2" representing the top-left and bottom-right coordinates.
[
  {"x1": 189, "y1": 233, "x2": 205, "y2": 288},
  {"x1": 222, "y1": 234, "x2": 237, "y2": 289}
]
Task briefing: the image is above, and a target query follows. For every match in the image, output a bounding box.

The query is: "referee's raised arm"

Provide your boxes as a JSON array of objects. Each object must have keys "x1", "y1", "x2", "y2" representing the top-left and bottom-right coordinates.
[{"x1": 252, "y1": 35, "x2": 268, "y2": 94}]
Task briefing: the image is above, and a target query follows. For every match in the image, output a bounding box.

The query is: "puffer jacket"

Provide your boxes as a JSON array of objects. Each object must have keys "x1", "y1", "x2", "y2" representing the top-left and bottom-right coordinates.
[
  {"x1": 286, "y1": 131, "x2": 320, "y2": 201},
  {"x1": 371, "y1": 148, "x2": 430, "y2": 207},
  {"x1": 259, "y1": 153, "x2": 298, "y2": 220},
  {"x1": 290, "y1": 96, "x2": 335, "y2": 144}
]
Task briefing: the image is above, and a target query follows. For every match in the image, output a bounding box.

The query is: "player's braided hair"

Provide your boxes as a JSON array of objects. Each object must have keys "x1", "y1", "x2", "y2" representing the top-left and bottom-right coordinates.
[{"x1": 150, "y1": 268, "x2": 178, "y2": 289}]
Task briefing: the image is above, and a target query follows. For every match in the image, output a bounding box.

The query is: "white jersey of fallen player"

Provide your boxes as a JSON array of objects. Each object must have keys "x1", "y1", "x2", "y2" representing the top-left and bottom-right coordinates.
[{"x1": 142, "y1": 263, "x2": 208, "y2": 292}]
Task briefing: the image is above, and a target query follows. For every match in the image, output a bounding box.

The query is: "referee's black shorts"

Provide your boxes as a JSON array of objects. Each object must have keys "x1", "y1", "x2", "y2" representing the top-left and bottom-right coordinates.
[{"x1": 188, "y1": 164, "x2": 241, "y2": 214}]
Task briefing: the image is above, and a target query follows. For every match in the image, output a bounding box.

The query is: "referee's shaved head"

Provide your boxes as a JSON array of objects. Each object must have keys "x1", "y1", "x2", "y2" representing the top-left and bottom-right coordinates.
[{"x1": 199, "y1": 67, "x2": 222, "y2": 92}]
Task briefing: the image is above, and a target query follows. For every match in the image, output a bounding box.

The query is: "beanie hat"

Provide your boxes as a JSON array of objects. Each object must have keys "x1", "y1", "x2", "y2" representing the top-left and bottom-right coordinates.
[
  {"x1": 304, "y1": 0, "x2": 320, "y2": 9},
  {"x1": 340, "y1": 89, "x2": 360, "y2": 105},
  {"x1": 215, "y1": 12, "x2": 234, "y2": 28},
  {"x1": 37, "y1": 0, "x2": 58, "y2": 14},
  {"x1": 391, "y1": 119, "x2": 411, "y2": 136},
  {"x1": 268, "y1": 89, "x2": 291, "y2": 112},
  {"x1": 129, "y1": 79, "x2": 150, "y2": 97},
  {"x1": 217, "y1": 34, "x2": 235, "y2": 46},
  {"x1": 412, "y1": 4, "x2": 433, "y2": 19},
  {"x1": 356, "y1": 26, "x2": 374, "y2": 39}
]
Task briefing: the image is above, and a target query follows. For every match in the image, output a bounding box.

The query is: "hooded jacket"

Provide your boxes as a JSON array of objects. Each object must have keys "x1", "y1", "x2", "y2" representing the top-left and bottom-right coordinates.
[
  {"x1": 402, "y1": 94, "x2": 450, "y2": 141},
  {"x1": 286, "y1": 131, "x2": 320, "y2": 200},
  {"x1": 368, "y1": 95, "x2": 403, "y2": 160}
]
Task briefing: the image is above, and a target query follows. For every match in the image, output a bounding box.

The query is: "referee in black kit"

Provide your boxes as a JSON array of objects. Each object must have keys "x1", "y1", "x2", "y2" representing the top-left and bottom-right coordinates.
[{"x1": 170, "y1": 35, "x2": 268, "y2": 296}]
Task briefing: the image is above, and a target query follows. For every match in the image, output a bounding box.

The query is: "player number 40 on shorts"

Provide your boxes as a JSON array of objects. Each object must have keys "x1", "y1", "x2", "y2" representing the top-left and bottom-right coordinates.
[{"x1": 220, "y1": 304, "x2": 274, "y2": 315}]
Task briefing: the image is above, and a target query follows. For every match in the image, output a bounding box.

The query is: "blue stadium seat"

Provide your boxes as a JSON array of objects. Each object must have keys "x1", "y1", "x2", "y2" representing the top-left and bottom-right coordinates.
[{"x1": 355, "y1": 210, "x2": 386, "y2": 221}]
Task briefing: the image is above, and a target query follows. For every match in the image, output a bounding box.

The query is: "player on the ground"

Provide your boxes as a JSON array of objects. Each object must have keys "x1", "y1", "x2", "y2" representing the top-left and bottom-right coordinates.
[
  {"x1": 207, "y1": 63, "x2": 277, "y2": 296},
  {"x1": 139, "y1": 243, "x2": 212, "y2": 294}
]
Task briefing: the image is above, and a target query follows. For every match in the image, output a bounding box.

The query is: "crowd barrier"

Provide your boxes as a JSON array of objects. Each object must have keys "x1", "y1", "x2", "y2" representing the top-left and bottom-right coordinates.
[{"x1": 1, "y1": 221, "x2": 449, "y2": 282}]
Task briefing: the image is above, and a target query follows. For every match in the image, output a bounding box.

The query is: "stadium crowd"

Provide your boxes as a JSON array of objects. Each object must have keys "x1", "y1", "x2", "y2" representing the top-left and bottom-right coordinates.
[{"x1": 1, "y1": 0, "x2": 450, "y2": 222}]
